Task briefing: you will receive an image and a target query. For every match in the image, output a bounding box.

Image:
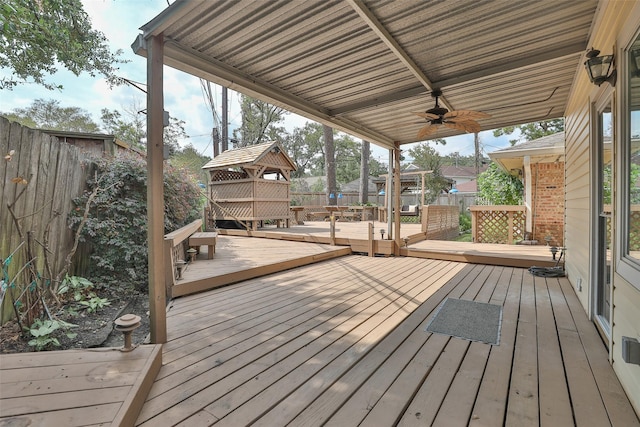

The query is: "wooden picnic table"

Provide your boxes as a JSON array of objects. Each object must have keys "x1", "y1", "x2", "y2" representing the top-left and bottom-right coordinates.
[
  {"x1": 324, "y1": 205, "x2": 349, "y2": 219},
  {"x1": 348, "y1": 205, "x2": 377, "y2": 221}
]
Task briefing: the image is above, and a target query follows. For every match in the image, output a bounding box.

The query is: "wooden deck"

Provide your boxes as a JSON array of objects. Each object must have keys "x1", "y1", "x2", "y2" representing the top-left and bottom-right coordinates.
[
  {"x1": 136, "y1": 256, "x2": 639, "y2": 426},
  {"x1": 0, "y1": 344, "x2": 162, "y2": 426},
  {"x1": 175, "y1": 235, "x2": 350, "y2": 297},
  {"x1": 218, "y1": 221, "x2": 560, "y2": 268}
]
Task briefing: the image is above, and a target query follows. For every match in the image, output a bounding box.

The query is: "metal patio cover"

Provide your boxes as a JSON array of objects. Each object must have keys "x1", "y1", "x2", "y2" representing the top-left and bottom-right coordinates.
[{"x1": 134, "y1": 0, "x2": 599, "y2": 151}]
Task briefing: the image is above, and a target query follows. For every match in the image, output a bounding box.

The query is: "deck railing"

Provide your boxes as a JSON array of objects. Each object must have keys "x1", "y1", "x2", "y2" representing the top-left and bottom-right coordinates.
[
  {"x1": 163, "y1": 219, "x2": 202, "y2": 297},
  {"x1": 470, "y1": 205, "x2": 526, "y2": 244}
]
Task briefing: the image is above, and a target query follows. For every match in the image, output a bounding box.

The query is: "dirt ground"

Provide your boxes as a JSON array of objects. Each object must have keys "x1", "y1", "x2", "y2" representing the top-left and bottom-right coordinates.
[{"x1": 0, "y1": 291, "x2": 150, "y2": 354}]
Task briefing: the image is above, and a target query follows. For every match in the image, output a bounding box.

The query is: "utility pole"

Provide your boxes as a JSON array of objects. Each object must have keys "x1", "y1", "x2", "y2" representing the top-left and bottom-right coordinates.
[
  {"x1": 222, "y1": 87, "x2": 229, "y2": 152},
  {"x1": 474, "y1": 133, "x2": 481, "y2": 176},
  {"x1": 213, "y1": 128, "x2": 220, "y2": 157}
]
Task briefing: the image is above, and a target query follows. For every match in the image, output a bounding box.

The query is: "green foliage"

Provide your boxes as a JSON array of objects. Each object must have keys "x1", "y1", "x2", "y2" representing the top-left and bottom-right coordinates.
[
  {"x1": 69, "y1": 153, "x2": 204, "y2": 291},
  {"x1": 459, "y1": 212, "x2": 472, "y2": 233},
  {"x1": 0, "y1": 0, "x2": 126, "y2": 90},
  {"x1": 477, "y1": 163, "x2": 524, "y2": 205},
  {"x1": 101, "y1": 100, "x2": 187, "y2": 155},
  {"x1": 232, "y1": 94, "x2": 287, "y2": 146},
  {"x1": 2, "y1": 98, "x2": 101, "y2": 132},
  {"x1": 492, "y1": 119, "x2": 564, "y2": 145},
  {"x1": 78, "y1": 296, "x2": 110, "y2": 313},
  {"x1": 58, "y1": 275, "x2": 94, "y2": 302},
  {"x1": 407, "y1": 143, "x2": 450, "y2": 203},
  {"x1": 169, "y1": 143, "x2": 211, "y2": 191},
  {"x1": 27, "y1": 318, "x2": 77, "y2": 351}
]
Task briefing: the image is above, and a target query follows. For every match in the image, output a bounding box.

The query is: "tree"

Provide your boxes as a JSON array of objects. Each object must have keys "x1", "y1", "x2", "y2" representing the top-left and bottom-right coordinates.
[
  {"x1": 0, "y1": 0, "x2": 125, "y2": 90},
  {"x1": 101, "y1": 100, "x2": 187, "y2": 155},
  {"x1": 281, "y1": 122, "x2": 324, "y2": 178},
  {"x1": 2, "y1": 98, "x2": 100, "y2": 132},
  {"x1": 359, "y1": 140, "x2": 370, "y2": 204},
  {"x1": 232, "y1": 94, "x2": 287, "y2": 146},
  {"x1": 323, "y1": 125, "x2": 337, "y2": 205},
  {"x1": 170, "y1": 143, "x2": 212, "y2": 184},
  {"x1": 407, "y1": 142, "x2": 450, "y2": 203},
  {"x1": 493, "y1": 118, "x2": 564, "y2": 145},
  {"x1": 477, "y1": 163, "x2": 524, "y2": 205}
]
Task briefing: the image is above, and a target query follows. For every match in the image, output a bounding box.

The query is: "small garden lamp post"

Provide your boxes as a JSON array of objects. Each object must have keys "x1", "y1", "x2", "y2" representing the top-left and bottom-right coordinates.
[{"x1": 114, "y1": 314, "x2": 142, "y2": 352}]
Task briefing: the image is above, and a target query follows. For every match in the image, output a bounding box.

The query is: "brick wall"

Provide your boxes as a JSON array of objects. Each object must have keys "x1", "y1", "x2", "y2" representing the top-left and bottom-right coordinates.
[{"x1": 531, "y1": 162, "x2": 564, "y2": 246}]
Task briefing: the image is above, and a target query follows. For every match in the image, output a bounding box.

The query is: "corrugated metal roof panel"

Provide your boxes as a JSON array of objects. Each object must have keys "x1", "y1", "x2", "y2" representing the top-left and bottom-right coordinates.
[{"x1": 138, "y1": 0, "x2": 600, "y2": 150}]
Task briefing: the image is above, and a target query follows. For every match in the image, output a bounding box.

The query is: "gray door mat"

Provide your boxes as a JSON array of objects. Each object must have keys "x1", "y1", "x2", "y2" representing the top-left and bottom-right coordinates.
[{"x1": 425, "y1": 298, "x2": 503, "y2": 345}]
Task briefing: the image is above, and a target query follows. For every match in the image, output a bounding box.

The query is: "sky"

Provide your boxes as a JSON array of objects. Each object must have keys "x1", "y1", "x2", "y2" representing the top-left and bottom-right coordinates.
[{"x1": 0, "y1": 0, "x2": 515, "y2": 165}]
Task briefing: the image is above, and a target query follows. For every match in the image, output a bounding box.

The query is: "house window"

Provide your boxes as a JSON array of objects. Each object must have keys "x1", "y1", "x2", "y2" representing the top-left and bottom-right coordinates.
[{"x1": 623, "y1": 32, "x2": 640, "y2": 284}]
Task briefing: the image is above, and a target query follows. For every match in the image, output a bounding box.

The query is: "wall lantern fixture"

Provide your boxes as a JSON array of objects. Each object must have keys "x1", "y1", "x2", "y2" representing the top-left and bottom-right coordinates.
[{"x1": 584, "y1": 48, "x2": 616, "y2": 86}]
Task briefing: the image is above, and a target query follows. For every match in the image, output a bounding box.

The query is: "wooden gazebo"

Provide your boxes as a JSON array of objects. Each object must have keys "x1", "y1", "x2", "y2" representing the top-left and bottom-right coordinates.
[{"x1": 202, "y1": 141, "x2": 296, "y2": 230}]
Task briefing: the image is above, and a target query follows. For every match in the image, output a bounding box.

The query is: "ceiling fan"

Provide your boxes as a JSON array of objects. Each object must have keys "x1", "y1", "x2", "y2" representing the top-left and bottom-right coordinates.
[{"x1": 412, "y1": 89, "x2": 491, "y2": 139}]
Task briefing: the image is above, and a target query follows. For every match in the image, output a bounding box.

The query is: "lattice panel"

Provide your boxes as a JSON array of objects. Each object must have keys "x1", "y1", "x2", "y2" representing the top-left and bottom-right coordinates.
[
  {"x1": 255, "y1": 202, "x2": 289, "y2": 218},
  {"x1": 210, "y1": 170, "x2": 248, "y2": 182},
  {"x1": 212, "y1": 202, "x2": 254, "y2": 219},
  {"x1": 475, "y1": 210, "x2": 525, "y2": 244},
  {"x1": 256, "y1": 181, "x2": 288, "y2": 199},
  {"x1": 211, "y1": 181, "x2": 252, "y2": 199},
  {"x1": 262, "y1": 151, "x2": 292, "y2": 170}
]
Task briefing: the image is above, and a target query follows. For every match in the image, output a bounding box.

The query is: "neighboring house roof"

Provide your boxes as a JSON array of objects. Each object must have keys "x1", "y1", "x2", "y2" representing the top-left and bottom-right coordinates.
[
  {"x1": 454, "y1": 179, "x2": 478, "y2": 193},
  {"x1": 341, "y1": 176, "x2": 378, "y2": 192},
  {"x1": 202, "y1": 141, "x2": 296, "y2": 171},
  {"x1": 489, "y1": 132, "x2": 565, "y2": 174},
  {"x1": 292, "y1": 176, "x2": 326, "y2": 192},
  {"x1": 441, "y1": 165, "x2": 487, "y2": 180},
  {"x1": 41, "y1": 129, "x2": 143, "y2": 156}
]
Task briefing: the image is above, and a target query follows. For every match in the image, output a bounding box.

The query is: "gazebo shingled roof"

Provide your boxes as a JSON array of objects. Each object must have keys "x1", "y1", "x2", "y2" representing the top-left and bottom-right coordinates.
[{"x1": 202, "y1": 141, "x2": 296, "y2": 172}]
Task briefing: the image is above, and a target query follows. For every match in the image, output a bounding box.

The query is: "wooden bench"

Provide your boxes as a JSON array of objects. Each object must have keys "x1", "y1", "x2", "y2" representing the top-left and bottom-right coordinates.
[{"x1": 189, "y1": 232, "x2": 218, "y2": 259}]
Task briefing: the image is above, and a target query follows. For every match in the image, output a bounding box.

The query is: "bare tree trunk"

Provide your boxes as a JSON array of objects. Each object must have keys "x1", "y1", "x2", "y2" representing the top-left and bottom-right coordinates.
[
  {"x1": 323, "y1": 125, "x2": 337, "y2": 206},
  {"x1": 359, "y1": 139, "x2": 370, "y2": 204}
]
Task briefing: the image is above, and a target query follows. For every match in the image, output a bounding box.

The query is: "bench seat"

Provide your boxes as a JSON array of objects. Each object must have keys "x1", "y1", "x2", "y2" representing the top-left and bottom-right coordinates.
[{"x1": 189, "y1": 232, "x2": 218, "y2": 259}]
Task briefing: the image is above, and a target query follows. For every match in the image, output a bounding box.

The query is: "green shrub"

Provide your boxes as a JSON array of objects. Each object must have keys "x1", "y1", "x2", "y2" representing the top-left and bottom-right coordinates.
[
  {"x1": 69, "y1": 153, "x2": 204, "y2": 292},
  {"x1": 459, "y1": 212, "x2": 472, "y2": 233}
]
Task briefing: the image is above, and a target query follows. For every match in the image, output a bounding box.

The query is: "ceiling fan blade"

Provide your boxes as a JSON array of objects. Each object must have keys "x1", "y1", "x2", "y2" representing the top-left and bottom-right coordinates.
[
  {"x1": 444, "y1": 110, "x2": 491, "y2": 120},
  {"x1": 417, "y1": 123, "x2": 439, "y2": 139},
  {"x1": 443, "y1": 120, "x2": 481, "y2": 133},
  {"x1": 413, "y1": 112, "x2": 440, "y2": 120}
]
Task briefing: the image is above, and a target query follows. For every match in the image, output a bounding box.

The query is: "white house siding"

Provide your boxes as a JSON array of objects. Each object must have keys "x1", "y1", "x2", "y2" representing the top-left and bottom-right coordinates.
[{"x1": 565, "y1": 0, "x2": 640, "y2": 413}]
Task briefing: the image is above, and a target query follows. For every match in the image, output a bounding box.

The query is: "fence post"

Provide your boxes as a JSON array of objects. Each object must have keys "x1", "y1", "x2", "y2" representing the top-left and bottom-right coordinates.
[
  {"x1": 471, "y1": 208, "x2": 478, "y2": 243},
  {"x1": 507, "y1": 211, "x2": 514, "y2": 244}
]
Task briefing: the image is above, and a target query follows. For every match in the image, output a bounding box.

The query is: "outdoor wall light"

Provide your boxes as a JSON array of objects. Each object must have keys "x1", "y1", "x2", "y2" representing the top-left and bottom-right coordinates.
[{"x1": 584, "y1": 48, "x2": 616, "y2": 86}]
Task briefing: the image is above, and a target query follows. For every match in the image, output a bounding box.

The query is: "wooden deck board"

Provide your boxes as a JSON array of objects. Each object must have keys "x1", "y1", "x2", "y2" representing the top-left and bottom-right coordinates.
[
  {"x1": 135, "y1": 255, "x2": 638, "y2": 426},
  {"x1": 0, "y1": 345, "x2": 162, "y2": 426},
  {"x1": 4, "y1": 235, "x2": 638, "y2": 426}
]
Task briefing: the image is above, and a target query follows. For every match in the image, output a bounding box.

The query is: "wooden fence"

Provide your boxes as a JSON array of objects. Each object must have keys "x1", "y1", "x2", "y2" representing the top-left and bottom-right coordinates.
[
  {"x1": 1, "y1": 117, "x2": 93, "y2": 323},
  {"x1": 421, "y1": 205, "x2": 459, "y2": 240}
]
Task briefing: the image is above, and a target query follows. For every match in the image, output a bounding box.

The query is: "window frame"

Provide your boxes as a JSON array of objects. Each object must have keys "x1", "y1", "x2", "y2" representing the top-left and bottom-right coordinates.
[{"x1": 617, "y1": 25, "x2": 640, "y2": 290}]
